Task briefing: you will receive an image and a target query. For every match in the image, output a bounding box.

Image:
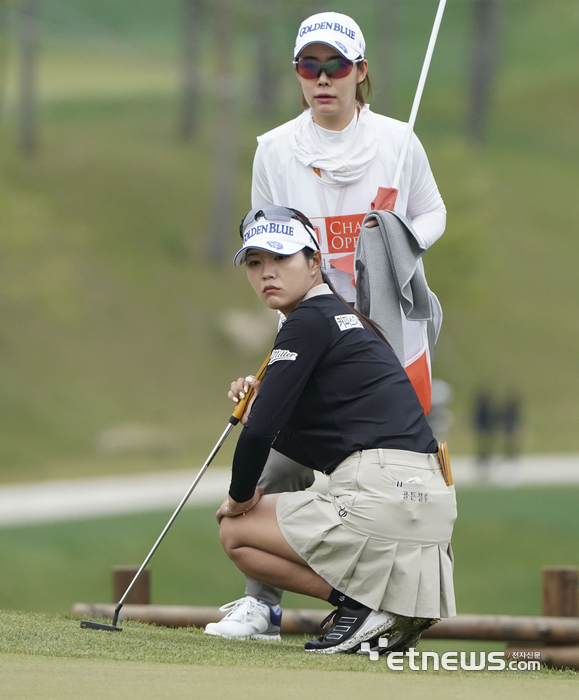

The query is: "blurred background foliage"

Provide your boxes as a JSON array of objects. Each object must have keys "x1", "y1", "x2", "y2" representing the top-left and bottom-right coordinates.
[{"x1": 0, "y1": 0, "x2": 578, "y2": 483}]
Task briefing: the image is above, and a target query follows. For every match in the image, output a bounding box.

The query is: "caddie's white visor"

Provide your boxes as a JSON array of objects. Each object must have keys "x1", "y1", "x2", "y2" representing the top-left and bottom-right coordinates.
[
  {"x1": 294, "y1": 12, "x2": 365, "y2": 60},
  {"x1": 234, "y1": 216, "x2": 318, "y2": 267}
]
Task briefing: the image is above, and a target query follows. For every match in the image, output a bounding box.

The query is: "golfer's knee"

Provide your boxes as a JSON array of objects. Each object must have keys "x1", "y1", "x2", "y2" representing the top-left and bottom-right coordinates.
[{"x1": 219, "y1": 518, "x2": 241, "y2": 559}]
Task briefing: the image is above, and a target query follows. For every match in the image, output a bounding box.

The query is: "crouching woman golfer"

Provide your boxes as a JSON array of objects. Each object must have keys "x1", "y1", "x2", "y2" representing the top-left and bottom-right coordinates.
[{"x1": 213, "y1": 206, "x2": 457, "y2": 654}]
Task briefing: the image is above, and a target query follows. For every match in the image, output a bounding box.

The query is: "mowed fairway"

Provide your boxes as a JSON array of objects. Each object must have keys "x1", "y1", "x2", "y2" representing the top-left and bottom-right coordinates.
[
  {"x1": 2, "y1": 655, "x2": 576, "y2": 700},
  {"x1": 1, "y1": 612, "x2": 577, "y2": 700}
]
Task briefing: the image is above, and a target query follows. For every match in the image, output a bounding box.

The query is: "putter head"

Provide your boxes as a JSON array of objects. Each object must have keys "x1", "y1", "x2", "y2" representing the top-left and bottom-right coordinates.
[{"x1": 80, "y1": 619, "x2": 122, "y2": 632}]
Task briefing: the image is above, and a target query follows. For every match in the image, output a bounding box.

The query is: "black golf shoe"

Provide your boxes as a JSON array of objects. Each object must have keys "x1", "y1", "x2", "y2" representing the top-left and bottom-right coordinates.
[
  {"x1": 358, "y1": 616, "x2": 438, "y2": 656},
  {"x1": 304, "y1": 603, "x2": 397, "y2": 654}
]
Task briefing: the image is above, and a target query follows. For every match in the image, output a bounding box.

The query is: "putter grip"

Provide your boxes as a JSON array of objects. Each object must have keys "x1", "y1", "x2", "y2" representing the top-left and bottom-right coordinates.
[{"x1": 230, "y1": 354, "x2": 271, "y2": 425}]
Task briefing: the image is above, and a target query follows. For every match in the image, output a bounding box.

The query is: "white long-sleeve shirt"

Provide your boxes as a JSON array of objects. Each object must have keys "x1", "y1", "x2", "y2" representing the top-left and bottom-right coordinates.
[{"x1": 252, "y1": 104, "x2": 446, "y2": 302}]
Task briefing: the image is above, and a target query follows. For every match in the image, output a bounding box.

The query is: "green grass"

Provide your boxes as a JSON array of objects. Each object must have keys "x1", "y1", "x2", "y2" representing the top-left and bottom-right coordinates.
[
  {"x1": 0, "y1": 610, "x2": 501, "y2": 670},
  {"x1": 0, "y1": 486, "x2": 577, "y2": 617},
  {"x1": 0, "y1": 611, "x2": 577, "y2": 700},
  {"x1": 0, "y1": 0, "x2": 578, "y2": 480}
]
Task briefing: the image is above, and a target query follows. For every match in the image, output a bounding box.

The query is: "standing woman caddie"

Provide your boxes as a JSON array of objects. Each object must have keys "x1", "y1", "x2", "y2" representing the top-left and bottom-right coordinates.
[
  {"x1": 211, "y1": 207, "x2": 456, "y2": 654},
  {"x1": 205, "y1": 11, "x2": 447, "y2": 640}
]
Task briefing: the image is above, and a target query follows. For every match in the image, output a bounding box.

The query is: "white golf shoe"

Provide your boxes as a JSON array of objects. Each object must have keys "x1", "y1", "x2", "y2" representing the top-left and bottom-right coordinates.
[{"x1": 204, "y1": 596, "x2": 282, "y2": 641}]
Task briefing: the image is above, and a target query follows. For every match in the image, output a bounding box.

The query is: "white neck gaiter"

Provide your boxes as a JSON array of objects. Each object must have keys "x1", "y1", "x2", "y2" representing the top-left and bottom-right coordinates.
[{"x1": 291, "y1": 104, "x2": 380, "y2": 185}]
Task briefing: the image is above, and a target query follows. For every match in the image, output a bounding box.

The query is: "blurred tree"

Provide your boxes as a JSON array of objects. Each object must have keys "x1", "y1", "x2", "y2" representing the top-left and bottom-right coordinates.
[
  {"x1": 207, "y1": 0, "x2": 238, "y2": 262},
  {"x1": 253, "y1": 0, "x2": 278, "y2": 121},
  {"x1": 0, "y1": 1, "x2": 11, "y2": 121},
  {"x1": 179, "y1": 0, "x2": 204, "y2": 140},
  {"x1": 465, "y1": 0, "x2": 502, "y2": 144},
  {"x1": 18, "y1": 0, "x2": 38, "y2": 153},
  {"x1": 372, "y1": 0, "x2": 399, "y2": 116}
]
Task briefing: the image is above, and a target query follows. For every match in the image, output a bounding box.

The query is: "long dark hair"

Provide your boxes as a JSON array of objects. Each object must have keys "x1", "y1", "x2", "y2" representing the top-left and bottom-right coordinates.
[{"x1": 302, "y1": 246, "x2": 391, "y2": 348}]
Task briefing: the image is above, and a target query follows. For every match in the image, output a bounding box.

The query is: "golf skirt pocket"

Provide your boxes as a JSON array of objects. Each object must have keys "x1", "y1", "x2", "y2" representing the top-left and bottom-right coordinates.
[{"x1": 276, "y1": 448, "x2": 457, "y2": 619}]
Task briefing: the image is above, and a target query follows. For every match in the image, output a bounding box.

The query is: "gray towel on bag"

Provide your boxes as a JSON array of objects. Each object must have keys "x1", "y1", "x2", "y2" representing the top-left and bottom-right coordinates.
[{"x1": 354, "y1": 209, "x2": 432, "y2": 365}]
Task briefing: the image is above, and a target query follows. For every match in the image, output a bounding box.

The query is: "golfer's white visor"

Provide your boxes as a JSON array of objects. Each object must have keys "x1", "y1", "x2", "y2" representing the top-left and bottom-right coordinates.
[{"x1": 234, "y1": 217, "x2": 318, "y2": 267}]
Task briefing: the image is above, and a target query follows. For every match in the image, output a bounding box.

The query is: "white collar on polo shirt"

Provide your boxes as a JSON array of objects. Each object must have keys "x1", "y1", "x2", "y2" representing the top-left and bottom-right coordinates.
[{"x1": 303, "y1": 283, "x2": 333, "y2": 300}]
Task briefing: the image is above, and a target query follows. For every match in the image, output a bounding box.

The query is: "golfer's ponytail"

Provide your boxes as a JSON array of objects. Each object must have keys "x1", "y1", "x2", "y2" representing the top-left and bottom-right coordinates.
[
  {"x1": 302, "y1": 247, "x2": 391, "y2": 348},
  {"x1": 322, "y1": 273, "x2": 391, "y2": 347}
]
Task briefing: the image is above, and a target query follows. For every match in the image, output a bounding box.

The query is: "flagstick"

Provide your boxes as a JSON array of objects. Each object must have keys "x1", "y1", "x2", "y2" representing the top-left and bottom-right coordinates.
[{"x1": 392, "y1": 0, "x2": 448, "y2": 191}]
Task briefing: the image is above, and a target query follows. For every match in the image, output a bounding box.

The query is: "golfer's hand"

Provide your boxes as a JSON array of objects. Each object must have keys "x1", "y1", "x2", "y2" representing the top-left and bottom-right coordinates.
[
  {"x1": 228, "y1": 376, "x2": 262, "y2": 424},
  {"x1": 216, "y1": 488, "x2": 264, "y2": 524}
]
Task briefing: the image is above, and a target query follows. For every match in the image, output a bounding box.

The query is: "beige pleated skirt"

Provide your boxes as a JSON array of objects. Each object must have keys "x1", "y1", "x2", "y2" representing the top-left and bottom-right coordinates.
[{"x1": 276, "y1": 448, "x2": 457, "y2": 619}]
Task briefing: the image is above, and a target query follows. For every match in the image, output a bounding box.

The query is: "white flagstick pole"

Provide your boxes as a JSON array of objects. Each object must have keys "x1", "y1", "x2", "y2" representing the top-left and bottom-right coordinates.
[{"x1": 392, "y1": 0, "x2": 448, "y2": 191}]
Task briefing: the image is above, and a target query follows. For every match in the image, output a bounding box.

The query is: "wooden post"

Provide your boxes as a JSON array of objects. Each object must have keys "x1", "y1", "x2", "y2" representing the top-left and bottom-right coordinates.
[
  {"x1": 112, "y1": 566, "x2": 151, "y2": 605},
  {"x1": 542, "y1": 566, "x2": 579, "y2": 617}
]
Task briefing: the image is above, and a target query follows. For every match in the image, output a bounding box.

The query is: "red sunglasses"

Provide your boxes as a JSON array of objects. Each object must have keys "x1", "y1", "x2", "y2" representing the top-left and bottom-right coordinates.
[{"x1": 293, "y1": 56, "x2": 364, "y2": 81}]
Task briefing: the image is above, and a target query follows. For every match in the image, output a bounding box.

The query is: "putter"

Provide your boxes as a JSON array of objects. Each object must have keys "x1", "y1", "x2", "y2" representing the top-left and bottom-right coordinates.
[{"x1": 81, "y1": 355, "x2": 270, "y2": 632}]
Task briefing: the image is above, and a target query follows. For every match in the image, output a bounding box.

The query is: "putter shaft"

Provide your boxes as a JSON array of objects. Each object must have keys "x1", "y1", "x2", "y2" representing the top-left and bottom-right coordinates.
[
  {"x1": 82, "y1": 354, "x2": 271, "y2": 632},
  {"x1": 110, "y1": 422, "x2": 235, "y2": 628}
]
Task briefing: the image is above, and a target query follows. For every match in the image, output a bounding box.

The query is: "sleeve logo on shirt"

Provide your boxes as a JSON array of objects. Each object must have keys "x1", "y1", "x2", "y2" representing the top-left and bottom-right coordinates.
[
  {"x1": 269, "y1": 349, "x2": 298, "y2": 364},
  {"x1": 334, "y1": 314, "x2": 364, "y2": 332}
]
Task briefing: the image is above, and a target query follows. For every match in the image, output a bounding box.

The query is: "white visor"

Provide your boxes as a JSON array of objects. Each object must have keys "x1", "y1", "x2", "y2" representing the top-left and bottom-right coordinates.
[
  {"x1": 294, "y1": 12, "x2": 365, "y2": 61},
  {"x1": 234, "y1": 213, "x2": 319, "y2": 267}
]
